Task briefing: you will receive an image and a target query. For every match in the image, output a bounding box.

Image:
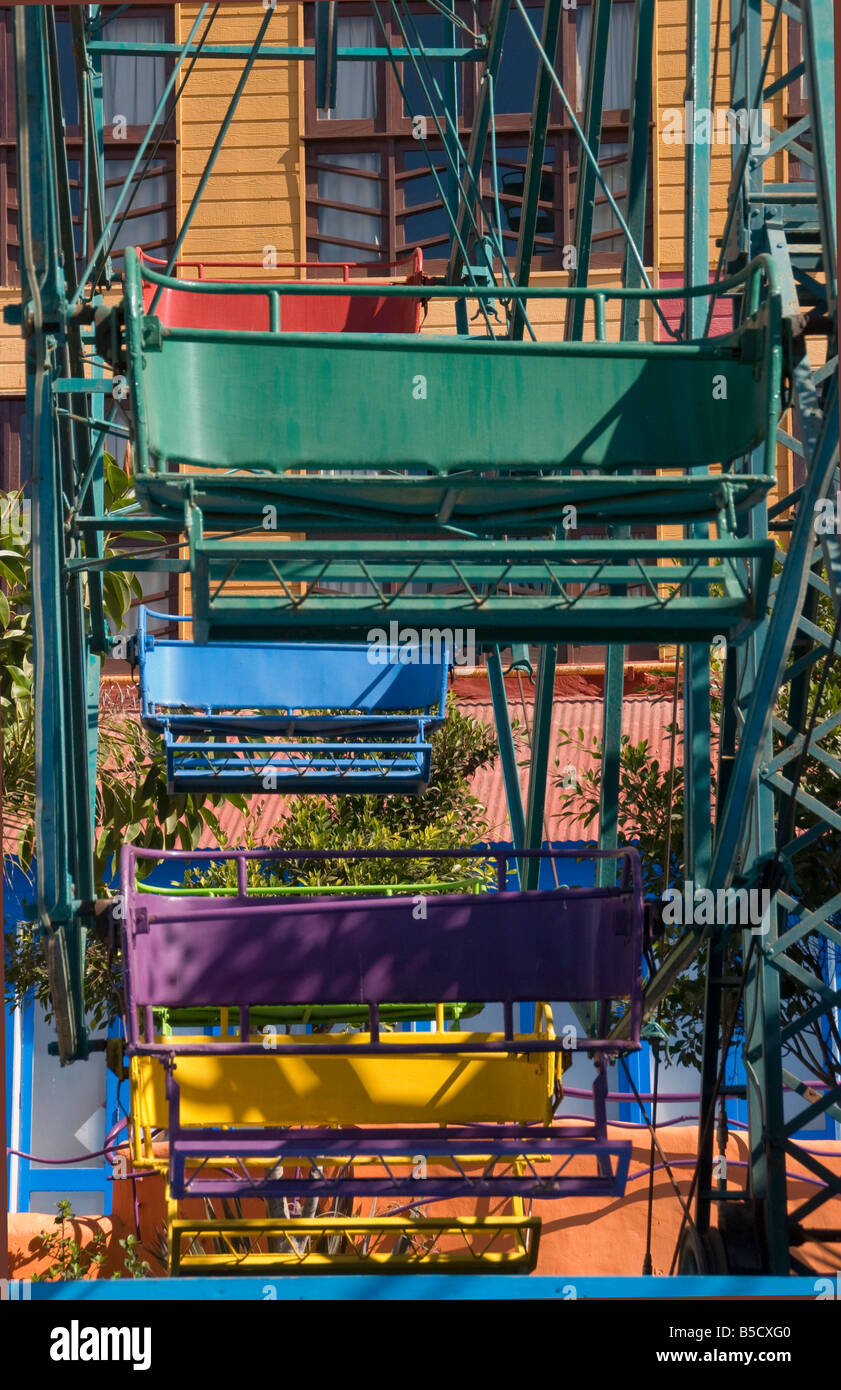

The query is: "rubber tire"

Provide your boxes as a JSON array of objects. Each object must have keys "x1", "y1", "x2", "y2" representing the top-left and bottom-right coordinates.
[{"x1": 677, "y1": 1226, "x2": 729, "y2": 1275}]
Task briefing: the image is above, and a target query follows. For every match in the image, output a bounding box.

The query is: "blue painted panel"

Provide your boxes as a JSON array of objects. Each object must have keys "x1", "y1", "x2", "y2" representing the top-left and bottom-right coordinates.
[
  {"x1": 27, "y1": 1274, "x2": 825, "y2": 1301},
  {"x1": 138, "y1": 609, "x2": 449, "y2": 721}
]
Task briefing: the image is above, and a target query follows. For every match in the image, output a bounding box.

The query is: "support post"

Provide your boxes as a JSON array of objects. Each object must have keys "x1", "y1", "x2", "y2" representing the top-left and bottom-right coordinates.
[
  {"x1": 314, "y1": 2, "x2": 338, "y2": 111},
  {"x1": 683, "y1": 0, "x2": 712, "y2": 337},
  {"x1": 566, "y1": 0, "x2": 612, "y2": 340},
  {"x1": 620, "y1": 0, "x2": 655, "y2": 340},
  {"x1": 523, "y1": 643, "x2": 557, "y2": 890},
  {"x1": 598, "y1": 644, "x2": 624, "y2": 887},
  {"x1": 487, "y1": 647, "x2": 527, "y2": 851}
]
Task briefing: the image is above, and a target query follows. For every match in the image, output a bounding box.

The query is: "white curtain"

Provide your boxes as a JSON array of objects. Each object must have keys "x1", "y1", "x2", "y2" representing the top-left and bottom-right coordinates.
[
  {"x1": 102, "y1": 16, "x2": 167, "y2": 127},
  {"x1": 590, "y1": 141, "x2": 627, "y2": 252},
  {"x1": 318, "y1": 16, "x2": 377, "y2": 120},
  {"x1": 317, "y1": 153, "x2": 382, "y2": 263},
  {"x1": 315, "y1": 17, "x2": 380, "y2": 262},
  {"x1": 575, "y1": 3, "x2": 634, "y2": 111}
]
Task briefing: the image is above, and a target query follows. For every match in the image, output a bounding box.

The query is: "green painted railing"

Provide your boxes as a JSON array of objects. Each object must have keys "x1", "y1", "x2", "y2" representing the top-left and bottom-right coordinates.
[{"x1": 123, "y1": 250, "x2": 782, "y2": 481}]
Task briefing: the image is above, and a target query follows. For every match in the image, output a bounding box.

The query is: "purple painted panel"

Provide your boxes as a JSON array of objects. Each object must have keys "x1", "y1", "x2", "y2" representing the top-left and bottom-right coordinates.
[
  {"x1": 128, "y1": 888, "x2": 639, "y2": 1008},
  {"x1": 120, "y1": 846, "x2": 644, "y2": 1051}
]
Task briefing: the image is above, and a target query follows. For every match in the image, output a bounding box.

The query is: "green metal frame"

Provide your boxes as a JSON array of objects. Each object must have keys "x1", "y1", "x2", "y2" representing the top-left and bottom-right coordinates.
[{"x1": 9, "y1": 0, "x2": 840, "y2": 1286}]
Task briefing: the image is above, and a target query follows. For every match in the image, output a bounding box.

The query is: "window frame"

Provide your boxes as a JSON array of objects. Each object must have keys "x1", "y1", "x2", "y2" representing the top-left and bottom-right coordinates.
[
  {"x1": 302, "y1": 0, "x2": 649, "y2": 273},
  {"x1": 60, "y1": 5, "x2": 177, "y2": 273}
]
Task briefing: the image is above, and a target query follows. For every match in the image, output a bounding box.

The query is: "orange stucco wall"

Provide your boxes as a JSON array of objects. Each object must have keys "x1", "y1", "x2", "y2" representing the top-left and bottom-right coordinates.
[{"x1": 10, "y1": 1126, "x2": 840, "y2": 1282}]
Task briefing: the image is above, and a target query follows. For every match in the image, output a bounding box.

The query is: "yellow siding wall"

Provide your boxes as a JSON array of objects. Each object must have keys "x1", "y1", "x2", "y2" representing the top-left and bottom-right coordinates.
[
  {"x1": 656, "y1": 1, "x2": 787, "y2": 272},
  {"x1": 176, "y1": 3, "x2": 304, "y2": 273}
]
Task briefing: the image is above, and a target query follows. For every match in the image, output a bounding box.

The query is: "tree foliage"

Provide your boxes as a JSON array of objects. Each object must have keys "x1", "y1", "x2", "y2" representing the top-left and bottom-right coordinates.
[
  {"x1": 1, "y1": 470, "x2": 245, "y2": 1025},
  {"x1": 187, "y1": 695, "x2": 499, "y2": 893}
]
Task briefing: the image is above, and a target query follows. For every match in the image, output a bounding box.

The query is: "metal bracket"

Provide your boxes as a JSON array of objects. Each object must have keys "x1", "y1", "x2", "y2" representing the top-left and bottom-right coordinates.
[{"x1": 141, "y1": 315, "x2": 163, "y2": 352}]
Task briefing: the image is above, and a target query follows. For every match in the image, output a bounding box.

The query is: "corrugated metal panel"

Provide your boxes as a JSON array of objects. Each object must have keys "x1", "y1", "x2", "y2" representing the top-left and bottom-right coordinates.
[
  {"x1": 204, "y1": 691, "x2": 683, "y2": 847},
  {"x1": 460, "y1": 695, "x2": 683, "y2": 840}
]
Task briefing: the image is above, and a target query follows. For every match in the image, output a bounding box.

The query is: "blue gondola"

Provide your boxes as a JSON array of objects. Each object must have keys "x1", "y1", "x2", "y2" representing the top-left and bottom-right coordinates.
[{"x1": 135, "y1": 609, "x2": 449, "y2": 794}]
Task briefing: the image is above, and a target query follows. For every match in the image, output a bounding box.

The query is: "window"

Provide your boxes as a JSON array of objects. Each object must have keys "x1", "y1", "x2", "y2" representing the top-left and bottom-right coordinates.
[
  {"x1": 0, "y1": 398, "x2": 30, "y2": 494},
  {"x1": 1, "y1": 8, "x2": 176, "y2": 285},
  {"x1": 0, "y1": 10, "x2": 20, "y2": 286},
  {"x1": 64, "y1": 7, "x2": 176, "y2": 270},
  {"x1": 0, "y1": 7, "x2": 176, "y2": 284},
  {"x1": 303, "y1": 2, "x2": 649, "y2": 273}
]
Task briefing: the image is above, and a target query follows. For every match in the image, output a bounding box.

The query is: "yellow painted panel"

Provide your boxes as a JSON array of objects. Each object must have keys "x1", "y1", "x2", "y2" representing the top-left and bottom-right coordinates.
[
  {"x1": 176, "y1": 69, "x2": 296, "y2": 99},
  {"x1": 176, "y1": 228, "x2": 299, "y2": 254},
  {"x1": 182, "y1": 175, "x2": 300, "y2": 205},
  {"x1": 131, "y1": 1035, "x2": 558, "y2": 1129},
  {"x1": 179, "y1": 4, "x2": 295, "y2": 42},
  {"x1": 180, "y1": 147, "x2": 300, "y2": 178},
  {"x1": 171, "y1": 1216, "x2": 539, "y2": 1273}
]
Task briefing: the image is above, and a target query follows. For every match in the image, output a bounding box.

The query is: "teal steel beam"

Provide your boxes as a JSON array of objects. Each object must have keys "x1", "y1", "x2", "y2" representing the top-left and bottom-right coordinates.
[
  {"x1": 682, "y1": 0, "x2": 713, "y2": 902},
  {"x1": 743, "y1": 753, "x2": 789, "y2": 1272},
  {"x1": 15, "y1": 9, "x2": 63, "y2": 324},
  {"x1": 486, "y1": 647, "x2": 527, "y2": 851},
  {"x1": 445, "y1": 0, "x2": 511, "y2": 286},
  {"x1": 711, "y1": 380, "x2": 839, "y2": 891},
  {"x1": 314, "y1": 3, "x2": 338, "y2": 111},
  {"x1": 598, "y1": 643, "x2": 624, "y2": 887},
  {"x1": 631, "y1": 380, "x2": 836, "y2": 1036},
  {"x1": 15, "y1": 7, "x2": 85, "y2": 1063},
  {"x1": 684, "y1": 0, "x2": 712, "y2": 334},
  {"x1": 801, "y1": 0, "x2": 836, "y2": 314},
  {"x1": 85, "y1": 42, "x2": 482, "y2": 62},
  {"x1": 440, "y1": 11, "x2": 468, "y2": 334},
  {"x1": 695, "y1": 925, "x2": 726, "y2": 1234},
  {"x1": 86, "y1": 2, "x2": 107, "y2": 282},
  {"x1": 684, "y1": 644, "x2": 712, "y2": 885},
  {"x1": 522, "y1": 643, "x2": 557, "y2": 891},
  {"x1": 621, "y1": 0, "x2": 655, "y2": 340},
  {"x1": 509, "y1": 0, "x2": 563, "y2": 340},
  {"x1": 567, "y1": 0, "x2": 612, "y2": 340},
  {"x1": 48, "y1": 10, "x2": 109, "y2": 659}
]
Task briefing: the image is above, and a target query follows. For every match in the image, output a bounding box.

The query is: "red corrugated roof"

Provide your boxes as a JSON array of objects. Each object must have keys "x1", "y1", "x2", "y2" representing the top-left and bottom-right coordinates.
[
  {"x1": 204, "y1": 674, "x2": 684, "y2": 846},
  {"x1": 458, "y1": 692, "x2": 682, "y2": 840}
]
